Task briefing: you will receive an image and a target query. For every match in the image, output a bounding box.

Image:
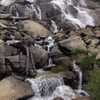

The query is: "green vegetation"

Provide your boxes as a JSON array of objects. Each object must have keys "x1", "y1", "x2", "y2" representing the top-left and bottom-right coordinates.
[
  {"x1": 51, "y1": 65, "x2": 66, "y2": 73},
  {"x1": 71, "y1": 48, "x2": 100, "y2": 71},
  {"x1": 79, "y1": 53, "x2": 97, "y2": 71},
  {"x1": 71, "y1": 48, "x2": 88, "y2": 55},
  {"x1": 85, "y1": 68, "x2": 100, "y2": 100}
]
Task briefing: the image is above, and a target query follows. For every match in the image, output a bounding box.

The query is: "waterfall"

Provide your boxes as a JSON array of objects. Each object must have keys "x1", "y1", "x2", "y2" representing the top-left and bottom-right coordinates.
[
  {"x1": 72, "y1": 61, "x2": 90, "y2": 96},
  {"x1": 31, "y1": 4, "x2": 42, "y2": 20},
  {"x1": 46, "y1": 36, "x2": 55, "y2": 68},
  {"x1": 26, "y1": 75, "x2": 76, "y2": 100},
  {"x1": 26, "y1": 75, "x2": 64, "y2": 100},
  {"x1": 50, "y1": 0, "x2": 95, "y2": 28},
  {"x1": 50, "y1": 20, "x2": 58, "y2": 33},
  {"x1": 72, "y1": 61, "x2": 82, "y2": 90},
  {"x1": 0, "y1": 0, "x2": 16, "y2": 6},
  {"x1": 52, "y1": 85, "x2": 76, "y2": 100},
  {"x1": 36, "y1": 6, "x2": 42, "y2": 20},
  {"x1": 0, "y1": 0, "x2": 95, "y2": 28},
  {"x1": 27, "y1": 0, "x2": 42, "y2": 20}
]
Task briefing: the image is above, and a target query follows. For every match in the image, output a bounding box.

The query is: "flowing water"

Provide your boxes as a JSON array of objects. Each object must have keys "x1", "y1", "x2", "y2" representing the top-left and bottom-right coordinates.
[
  {"x1": 0, "y1": 0, "x2": 95, "y2": 30},
  {"x1": 46, "y1": 36, "x2": 55, "y2": 67},
  {"x1": 50, "y1": 0, "x2": 95, "y2": 28},
  {"x1": 50, "y1": 20, "x2": 58, "y2": 33},
  {"x1": 72, "y1": 60, "x2": 82, "y2": 90},
  {"x1": 72, "y1": 61, "x2": 90, "y2": 97},
  {"x1": 0, "y1": 0, "x2": 92, "y2": 99},
  {"x1": 0, "y1": 0, "x2": 15, "y2": 6},
  {"x1": 26, "y1": 75, "x2": 76, "y2": 100},
  {"x1": 26, "y1": 75, "x2": 63, "y2": 100}
]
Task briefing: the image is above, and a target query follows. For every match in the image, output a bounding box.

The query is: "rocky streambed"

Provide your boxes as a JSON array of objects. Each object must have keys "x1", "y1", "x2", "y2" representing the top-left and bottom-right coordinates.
[
  {"x1": 0, "y1": 0, "x2": 99, "y2": 100},
  {"x1": 0, "y1": 18, "x2": 99, "y2": 100}
]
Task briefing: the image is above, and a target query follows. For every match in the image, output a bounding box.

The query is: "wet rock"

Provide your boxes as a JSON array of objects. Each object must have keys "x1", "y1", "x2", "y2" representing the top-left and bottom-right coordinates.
[
  {"x1": 31, "y1": 45, "x2": 48, "y2": 69},
  {"x1": 53, "y1": 97, "x2": 64, "y2": 100},
  {"x1": 9, "y1": 2, "x2": 34, "y2": 18},
  {"x1": 79, "y1": 27, "x2": 94, "y2": 37},
  {"x1": 0, "y1": 40, "x2": 8, "y2": 79},
  {"x1": 53, "y1": 85, "x2": 76, "y2": 100},
  {"x1": 60, "y1": 21, "x2": 77, "y2": 33},
  {"x1": 54, "y1": 32, "x2": 66, "y2": 41},
  {"x1": 88, "y1": 46, "x2": 99, "y2": 53},
  {"x1": 93, "y1": 8, "x2": 100, "y2": 26},
  {"x1": 50, "y1": 46, "x2": 63, "y2": 59},
  {"x1": 94, "y1": 30, "x2": 100, "y2": 38},
  {"x1": 87, "y1": 37, "x2": 99, "y2": 52},
  {"x1": 73, "y1": 96, "x2": 91, "y2": 100},
  {"x1": 0, "y1": 76, "x2": 33, "y2": 100},
  {"x1": 68, "y1": 5, "x2": 78, "y2": 17},
  {"x1": 90, "y1": 38, "x2": 99, "y2": 46},
  {"x1": 53, "y1": 56, "x2": 72, "y2": 68},
  {"x1": 59, "y1": 36, "x2": 87, "y2": 51},
  {"x1": 0, "y1": 39, "x2": 3, "y2": 45},
  {"x1": 21, "y1": 20, "x2": 50, "y2": 37},
  {"x1": 96, "y1": 53, "x2": 100, "y2": 60},
  {"x1": 86, "y1": 0, "x2": 100, "y2": 9}
]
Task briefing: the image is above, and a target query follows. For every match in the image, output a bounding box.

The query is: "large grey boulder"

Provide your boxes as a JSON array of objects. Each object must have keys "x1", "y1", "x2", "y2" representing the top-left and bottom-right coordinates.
[
  {"x1": 0, "y1": 76, "x2": 33, "y2": 100},
  {"x1": 31, "y1": 45, "x2": 48, "y2": 68},
  {"x1": 59, "y1": 36, "x2": 87, "y2": 51},
  {"x1": 21, "y1": 20, "x2": 50, "y2": 37}
]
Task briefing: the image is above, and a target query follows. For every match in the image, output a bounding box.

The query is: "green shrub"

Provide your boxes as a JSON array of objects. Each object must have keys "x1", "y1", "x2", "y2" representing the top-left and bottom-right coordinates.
[
  {"x1": 85, "y1": 68, "x2": 100, "y2": 100},
  {"x1": 71, "y1": 48, "x2": 88, "y2": 55},
  {"x1": 79, "y1": 53, "x2": 97, "y2": 71}
]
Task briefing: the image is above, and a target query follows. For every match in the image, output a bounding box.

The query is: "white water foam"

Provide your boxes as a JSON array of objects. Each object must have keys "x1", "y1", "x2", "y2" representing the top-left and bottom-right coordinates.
[
  {"x1": 50, "y1": 20, "x2": 58, "y2": 33},
  {"x1": 26, "y1": 76, "x2": 76, "y2": 100},
  {"x1": 0, "y1": 0, "x2": 16, "y2": 6},
  {"x1": 50, "y1": 0, "x2": 95, "y2": 28},
  {"x1": 73, "y1": 60, "x2": 82, "y2": 90}
]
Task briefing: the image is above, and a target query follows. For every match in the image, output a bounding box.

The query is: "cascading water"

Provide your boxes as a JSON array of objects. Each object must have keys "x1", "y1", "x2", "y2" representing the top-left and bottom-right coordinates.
[
  {"x1": 72, "y1": 61, "x2": 89, "y2": 96},
  {"x1": 28, "y1": 0, "x2": 42, "y2": 20},
  {"x1": 46, "y1": 36, "x2": 55, "y2": 68},
  {"x1": 50, "y1": 20, "x2": 58, "y2": 33},
  {"x1": 0, "y1": 0, "x2": 92, "y2": 99},
  {"x1": 26, "y1": 75, "x2": 64, "y2": 100},
  {"x1": 50, "y1": 0, "x2": 95, "y2": 28},
  {"x1": 0, "y1": 0, "x2": 16, "y2": 6},
  {"x1": 0, "y1": 0, "x2": 95, "y2": 29},
  {"x1": 26, "y1": 75, "x2": 76, "y2": 100},
  {"x1": 72, "y1": 61, "x2": 82, "y2": 90}
]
